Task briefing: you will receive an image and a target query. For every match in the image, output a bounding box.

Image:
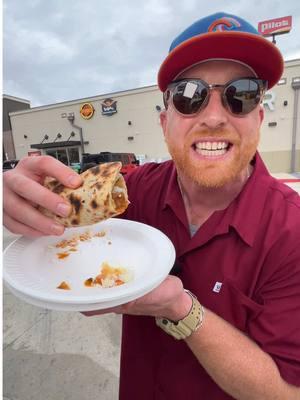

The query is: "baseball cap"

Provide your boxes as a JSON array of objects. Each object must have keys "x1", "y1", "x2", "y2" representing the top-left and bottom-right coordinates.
[{"x1": 158, "y1": 12, "x2": 284, "y2": 91}]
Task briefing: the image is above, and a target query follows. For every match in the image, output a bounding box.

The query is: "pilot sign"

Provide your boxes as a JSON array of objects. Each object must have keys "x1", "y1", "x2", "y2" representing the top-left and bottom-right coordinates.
[{"x1": 101, "y1": 98, "x2": 117, "y2": 116}]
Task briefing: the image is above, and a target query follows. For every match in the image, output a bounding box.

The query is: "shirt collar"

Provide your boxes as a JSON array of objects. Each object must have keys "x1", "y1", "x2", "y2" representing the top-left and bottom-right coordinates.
[
  {"x1": 163, "y1": 153, "x2": 272, "y2": 247},
  {"x1": 163, "y1": 162, "x2": 179, "y2": 210},
  {"x1": 227, "y1": 153, "x2": 272, "y2": 246}
]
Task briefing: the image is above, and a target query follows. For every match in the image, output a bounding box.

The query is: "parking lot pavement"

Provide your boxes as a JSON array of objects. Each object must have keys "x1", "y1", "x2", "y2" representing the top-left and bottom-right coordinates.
[
  {"x1": 271, "y1": 173, "x2": 300, "y2": 194},
  {"x1": 3, "y1": 228, "x2": 122, "y2": 400}
]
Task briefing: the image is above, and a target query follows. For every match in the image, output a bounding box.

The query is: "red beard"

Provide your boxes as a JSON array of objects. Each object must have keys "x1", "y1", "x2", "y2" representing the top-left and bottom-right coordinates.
[{"x1": 165, "y1": 129, "x2": 259, "y2": 188}]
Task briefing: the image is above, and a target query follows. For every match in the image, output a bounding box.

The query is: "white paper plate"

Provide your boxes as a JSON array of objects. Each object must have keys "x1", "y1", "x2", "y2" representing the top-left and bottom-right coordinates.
[
  {"x1": 4, "y1": 280, "x2": 162, "y2": 312},
  {"x1": 3, "y1": 219, "x2": 175, "y2": 311}
]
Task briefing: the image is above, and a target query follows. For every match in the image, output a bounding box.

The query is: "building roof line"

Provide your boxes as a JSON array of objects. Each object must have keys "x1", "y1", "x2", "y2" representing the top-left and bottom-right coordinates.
[
  {"x1": 3, "y1": 94, "x2": 31, "y2": 104},
  {"x1": 8, "y1": 84, "x2": 159, "y2": 116},
  {"x1": 284, "y1": 58, "x2": 300, "y2": 63}
]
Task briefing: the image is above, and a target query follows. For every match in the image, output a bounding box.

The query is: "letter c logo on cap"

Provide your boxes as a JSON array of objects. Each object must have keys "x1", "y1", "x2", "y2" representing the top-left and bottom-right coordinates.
[{"x1": 208, "y1": 17, "x2": 241, "y2": 32}]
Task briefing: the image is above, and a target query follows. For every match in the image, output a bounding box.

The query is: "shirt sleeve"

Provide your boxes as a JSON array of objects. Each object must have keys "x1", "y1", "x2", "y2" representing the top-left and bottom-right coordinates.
[
  {"x1": 249, "y1": 237, "x2": 300, "y2": 387},
  {"x1": 120, "y1": 165, "x2": 144, "y2": 220},
  {"x1": 121, "y1": 162, "x2": 160, "y2": 221}
]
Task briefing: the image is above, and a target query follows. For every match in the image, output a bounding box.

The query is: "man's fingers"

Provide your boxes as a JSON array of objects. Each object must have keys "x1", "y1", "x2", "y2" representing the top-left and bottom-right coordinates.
[
  {"x1": 3, "y1": 156, "x2": 79, "y2": 237},
  {"x1": 3, "y1": 213, "x2": 50, "y2": 238},
  {"x1": 81, "y1": 276, "x2": 184, "y2": 318},
  {"x1": 4, "y1": 173, "x2": 71, "y2": 217},
  {"x1": 81, "y1": 305, "x2": 123, "y2": 317},
  {"x1": 3, "y1": 191, "x2": 65, "y2": 236},
  {"x1": 16, "y1": 156, "x2": 82, "y2": 188}
]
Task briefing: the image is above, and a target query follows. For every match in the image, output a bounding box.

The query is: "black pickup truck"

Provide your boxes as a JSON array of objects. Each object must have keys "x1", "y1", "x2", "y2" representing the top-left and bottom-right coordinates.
[
  {"x1": 80, "y1": 152, "x2": 139, "y2": 175},
  {"x1": 3, "y1": 159, "x2": 19, "y2": 172}
]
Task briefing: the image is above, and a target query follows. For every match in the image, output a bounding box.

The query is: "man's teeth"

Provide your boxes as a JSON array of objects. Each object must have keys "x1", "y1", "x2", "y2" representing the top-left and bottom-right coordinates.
[
  {"x1": 194, "y1": 141, "x2": 229, "y2": 156},
  {"x1": 196, "y1": 141, "x2": 228, "y2": 150}
]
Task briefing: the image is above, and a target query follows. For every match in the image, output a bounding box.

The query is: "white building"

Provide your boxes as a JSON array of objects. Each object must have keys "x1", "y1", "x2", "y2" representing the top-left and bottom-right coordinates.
[{"x1": 7, "y1": 59, "x2": 300, "y2": 172}]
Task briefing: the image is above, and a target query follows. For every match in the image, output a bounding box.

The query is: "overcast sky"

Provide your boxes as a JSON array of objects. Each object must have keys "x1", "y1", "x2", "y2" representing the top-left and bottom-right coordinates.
[{"x1": 3, "y1": 0, "x2": 300, "y2": 107}]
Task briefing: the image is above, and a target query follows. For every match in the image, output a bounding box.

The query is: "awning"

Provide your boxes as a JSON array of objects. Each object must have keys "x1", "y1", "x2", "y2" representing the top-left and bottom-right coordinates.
[{"x1": 30, "y1": 140, "x2": 81, "y2": 149}]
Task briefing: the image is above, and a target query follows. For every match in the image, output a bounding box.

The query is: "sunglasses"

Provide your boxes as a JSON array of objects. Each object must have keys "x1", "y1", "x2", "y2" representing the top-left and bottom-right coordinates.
[{"x1": 163, "y1": 77, "x2": 267, "y2": 116}]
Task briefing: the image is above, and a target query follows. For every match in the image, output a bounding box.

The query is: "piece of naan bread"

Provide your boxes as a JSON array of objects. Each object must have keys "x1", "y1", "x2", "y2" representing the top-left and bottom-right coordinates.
[{"x1": 40, "y1": 162, "x2": 129, "y2": 227}]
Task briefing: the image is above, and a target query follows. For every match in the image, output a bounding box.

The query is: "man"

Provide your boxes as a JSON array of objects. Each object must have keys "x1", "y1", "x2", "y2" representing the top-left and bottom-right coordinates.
[{"x1": 3, "y1": 12, "x2": 300, "y2": 400}]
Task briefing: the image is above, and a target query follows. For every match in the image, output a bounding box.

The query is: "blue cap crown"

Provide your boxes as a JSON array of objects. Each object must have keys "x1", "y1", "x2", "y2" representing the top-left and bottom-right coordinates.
[
  {"x1": 158, "y1": 11, "x2": 284, "y2": 91},
  {"x1": 170, "y1": 12, "x2": 259, "y2": 52}
]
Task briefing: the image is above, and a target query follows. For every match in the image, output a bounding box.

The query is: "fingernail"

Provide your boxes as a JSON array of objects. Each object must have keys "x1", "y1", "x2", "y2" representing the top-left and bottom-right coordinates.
[
  {"x1": 67, "y1": 175, "x2": 81, "y2": 187},
  {"x1": 51, "y1": 223, "x2": 64, "y2": 235},
  {"x1": 57, "y1": 202, "x2": 71, "y2": 217}
]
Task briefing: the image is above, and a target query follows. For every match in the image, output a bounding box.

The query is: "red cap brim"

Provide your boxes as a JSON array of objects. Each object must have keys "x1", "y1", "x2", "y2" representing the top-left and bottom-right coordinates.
[{"x1": 158, "y1": 31, "x2": 284, "y2": 91}]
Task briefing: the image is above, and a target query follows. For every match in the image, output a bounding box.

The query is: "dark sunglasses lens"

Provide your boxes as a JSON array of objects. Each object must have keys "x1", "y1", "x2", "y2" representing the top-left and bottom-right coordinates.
[
  {"x1": 225, "y1": 79, "x2": 261, "y2": 115},
  {"x1": 172, "y1": 81, "x2": 207, "y2": 114}
]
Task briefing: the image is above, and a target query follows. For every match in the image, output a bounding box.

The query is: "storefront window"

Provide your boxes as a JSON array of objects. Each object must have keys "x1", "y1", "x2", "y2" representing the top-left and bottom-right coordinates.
[
  {"x1": 68, "y1": 147, "x2": 80, "y2": 164},
  {"x1": 57, "y1": 149, "x2": 68, "y2": 165},
  {"x1": 45, "y1": 147, "x2": 80, "y2": 166},
  {"x1": 46, "y1": 150, "x2": 57, "y2": 159}
]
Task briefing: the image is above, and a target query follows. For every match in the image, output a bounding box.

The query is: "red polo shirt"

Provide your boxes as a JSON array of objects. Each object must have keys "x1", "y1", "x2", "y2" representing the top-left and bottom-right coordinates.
[{"x1": 119, "y1": 153, "x2": 300, "y2": 399}]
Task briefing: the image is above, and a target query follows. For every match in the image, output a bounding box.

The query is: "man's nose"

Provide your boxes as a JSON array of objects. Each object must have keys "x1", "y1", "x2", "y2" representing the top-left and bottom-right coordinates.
[{"x1": 196, "y1": 90, "x2": 229, "y2": 130}]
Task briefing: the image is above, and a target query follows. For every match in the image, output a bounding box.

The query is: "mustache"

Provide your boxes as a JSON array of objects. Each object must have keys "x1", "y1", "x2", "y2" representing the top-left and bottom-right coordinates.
[{"x1": 187, "y1": 129, "x2": 240, "y2": 144}]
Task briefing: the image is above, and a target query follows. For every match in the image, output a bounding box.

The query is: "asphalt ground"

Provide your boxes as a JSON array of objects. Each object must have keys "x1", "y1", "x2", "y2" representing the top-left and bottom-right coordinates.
[{"x1": 3, "y1": 228, "x2": 122, "y2": 400}]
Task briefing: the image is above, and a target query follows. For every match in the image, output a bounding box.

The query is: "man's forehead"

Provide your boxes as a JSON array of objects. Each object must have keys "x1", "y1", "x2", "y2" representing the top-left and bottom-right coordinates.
[{"x1": 176, "y1": 59, "x2": 257, "y2": 80}]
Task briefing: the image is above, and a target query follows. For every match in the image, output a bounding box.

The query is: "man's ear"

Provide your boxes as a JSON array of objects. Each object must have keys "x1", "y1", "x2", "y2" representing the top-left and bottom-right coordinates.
[
  {"x1": 259, "y1": 105, "x2": 264, "y2": 124},
  {"x1": 160, "y1": 110, "x2": 167, "y2": 137}
]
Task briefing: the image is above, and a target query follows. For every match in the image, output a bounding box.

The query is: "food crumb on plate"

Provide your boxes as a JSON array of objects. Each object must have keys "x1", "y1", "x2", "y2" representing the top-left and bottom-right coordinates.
[
  {"x1": 57, "y1": 252, "x2": 70, "y2": 259},
  {"x1": 53, "y1": 229, "x2": 107, "y2": 259},
  {"x1": 57, "y1": 281, "x2": 71, "y2": 290},
  {"x1": 85, "y1": 262, "x2": 133, "y2": 288}
]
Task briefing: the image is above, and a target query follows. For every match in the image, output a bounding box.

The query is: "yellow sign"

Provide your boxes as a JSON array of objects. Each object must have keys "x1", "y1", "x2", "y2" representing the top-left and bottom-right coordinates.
[{"x1": 80, "y1": 103, "x2": 94, "y2": 119}]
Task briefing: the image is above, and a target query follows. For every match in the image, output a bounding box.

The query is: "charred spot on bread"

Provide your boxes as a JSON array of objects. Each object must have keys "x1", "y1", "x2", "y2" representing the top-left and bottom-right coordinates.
[
  {"x1": 104, "y1": 194, "x2": 109, "y2": 206},
  {"x1": 101, "y1": 164, "x2": 113, "y2": 176},
  {"x1": 45, "y1": 178, "x2": 59, "y2": 188},
  {"x1": 90, "y1": 166, "x2": 100, "y2": 175},
  {"x1": 69, "y1": 193, "x2": 82, "y2": 214},
  {"x1": 100, "y1": 162, "x2": 121, "y2": 178},
  {"x1": 90, "y1": 199, "x2": 98, "y2": 209},
  {"x1": 101, "y1": 169, "x2": 110, "y2": 178},
  {"x1": 71, "y1": 218, "x2": 79, "y2": 225},
  {"x1": 52, "y1": 183, "x2": 65, "y2": 194},
  {"x1": 91, "y1": 182, "x2": 102, "y2": 190}
]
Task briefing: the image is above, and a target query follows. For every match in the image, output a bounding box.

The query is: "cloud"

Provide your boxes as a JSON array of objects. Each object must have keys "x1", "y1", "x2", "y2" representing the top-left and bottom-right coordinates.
[{"x1": 3, "y1": 0, "x2": 300, "y2": 106}]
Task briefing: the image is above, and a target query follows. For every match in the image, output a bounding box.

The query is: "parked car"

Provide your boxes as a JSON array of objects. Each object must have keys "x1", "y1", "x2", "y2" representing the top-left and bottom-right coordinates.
[
  {"x1": 80, "y1": 152, "x2": 139, "y2": 174},
  {"x1": 3, "y1": 159, "x2": 19, "y2": 172}
]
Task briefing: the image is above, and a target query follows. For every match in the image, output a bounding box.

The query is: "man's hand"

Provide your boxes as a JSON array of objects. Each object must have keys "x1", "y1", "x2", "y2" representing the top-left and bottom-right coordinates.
[
  {"x1": 3, "y1": 155, "x2": 82, "y2": 237},
  {"x1": 82, "y1": 275, "x2": 192, "y2": 321}
]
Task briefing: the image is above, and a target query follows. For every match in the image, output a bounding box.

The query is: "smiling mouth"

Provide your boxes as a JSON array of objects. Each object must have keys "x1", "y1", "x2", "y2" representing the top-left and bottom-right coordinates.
[{"x1": 192, "y1": 141, "x2": 233, "y2": 157}]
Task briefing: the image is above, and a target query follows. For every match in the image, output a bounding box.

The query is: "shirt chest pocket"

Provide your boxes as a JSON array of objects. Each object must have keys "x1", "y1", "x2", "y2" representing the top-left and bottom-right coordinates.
[{"x1": 207, "y1": 279, "x2": 264, "y2": 334}]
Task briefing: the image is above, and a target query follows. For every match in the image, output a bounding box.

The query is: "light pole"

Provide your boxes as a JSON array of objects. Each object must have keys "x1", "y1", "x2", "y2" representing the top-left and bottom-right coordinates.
[
  {"x1": 291, "y1": 77, "x2": 300, "y2": 173},
  {"x1": 62, "y1": 113, "x2": 85, "y2": 155}
]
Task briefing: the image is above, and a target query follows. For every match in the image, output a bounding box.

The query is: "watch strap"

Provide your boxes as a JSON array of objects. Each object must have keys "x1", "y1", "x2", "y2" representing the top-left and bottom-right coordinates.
[{"x1": 155, "y1": 290, "x2": 204, "y2": 340}]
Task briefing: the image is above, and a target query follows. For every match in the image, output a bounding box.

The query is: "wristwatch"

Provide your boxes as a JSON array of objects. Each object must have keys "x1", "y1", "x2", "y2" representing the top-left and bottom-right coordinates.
[{"x1": 155, "y1": 290, "x2": 204, "y2": 340}]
